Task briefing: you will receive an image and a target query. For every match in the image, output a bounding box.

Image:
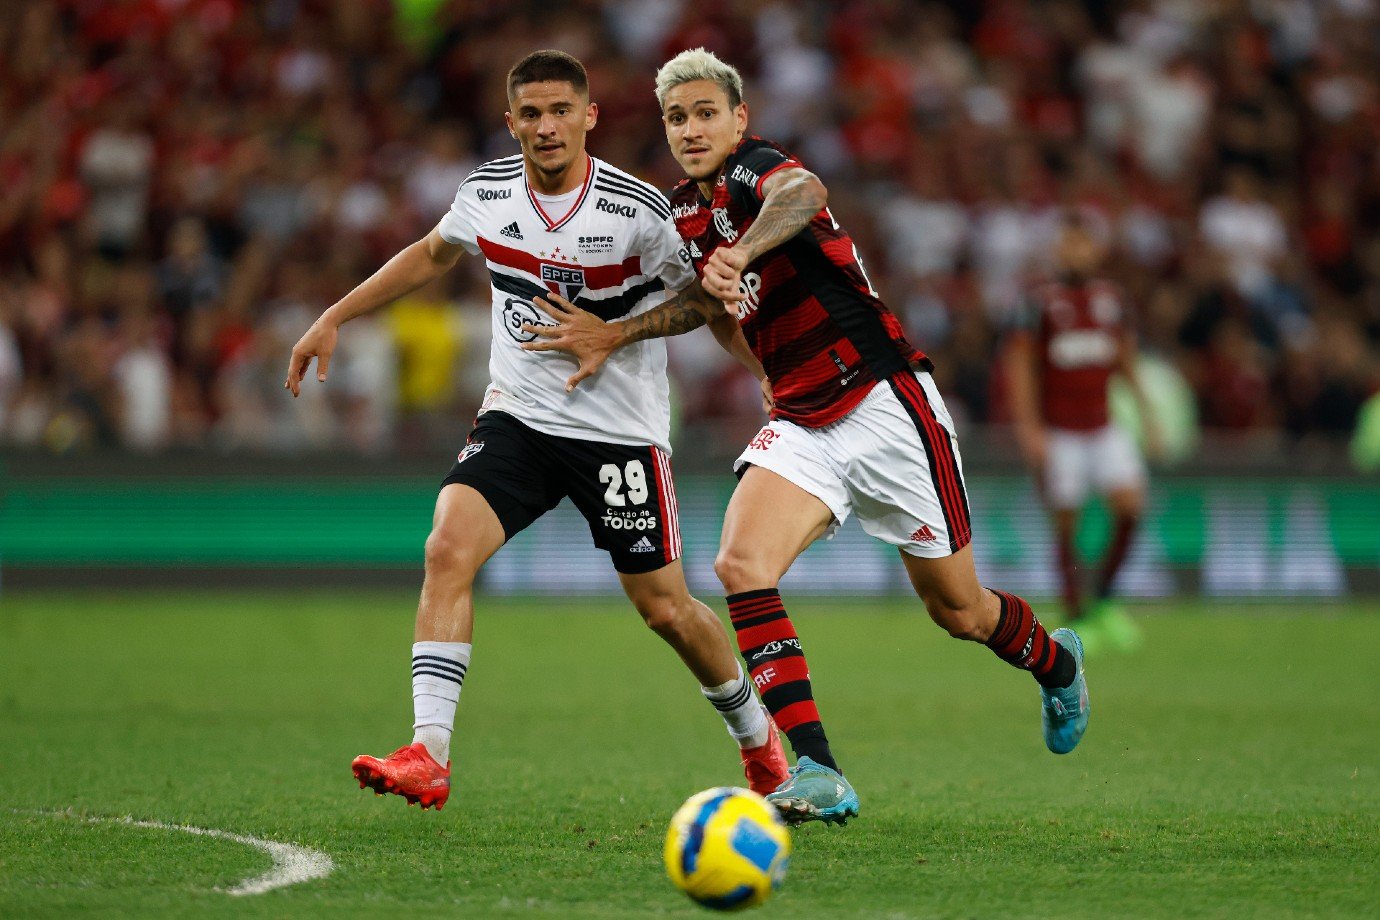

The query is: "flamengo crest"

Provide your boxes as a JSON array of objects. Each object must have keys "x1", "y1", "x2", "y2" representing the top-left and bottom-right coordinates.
[{"x1": 712, "y1": 207, "x2": 738, "y2": 242}]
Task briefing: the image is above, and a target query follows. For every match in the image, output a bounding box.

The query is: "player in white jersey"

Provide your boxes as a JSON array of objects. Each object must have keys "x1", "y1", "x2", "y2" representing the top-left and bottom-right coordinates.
[{"x1": 283, "y1": 51, "x2": 787, "y2": 811}]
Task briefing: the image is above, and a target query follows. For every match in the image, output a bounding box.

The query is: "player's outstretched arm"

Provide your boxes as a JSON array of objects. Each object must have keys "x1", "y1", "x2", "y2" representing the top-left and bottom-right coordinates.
[
  {"x1": 521, "y1": 279, "x2": 727, "y2": 391},
  {"x1": 284, "y1": 226, "x2": 465, "y2": 396},
  {"x1": 701, "y1": 167, "x2": 827, "y2": 302}
]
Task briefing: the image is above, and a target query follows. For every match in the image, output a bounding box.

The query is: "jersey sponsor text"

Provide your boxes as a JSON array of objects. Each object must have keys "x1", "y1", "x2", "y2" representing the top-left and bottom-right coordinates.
[{"x1": 595, "y1": 197, "x2": 637, "y2": 218}]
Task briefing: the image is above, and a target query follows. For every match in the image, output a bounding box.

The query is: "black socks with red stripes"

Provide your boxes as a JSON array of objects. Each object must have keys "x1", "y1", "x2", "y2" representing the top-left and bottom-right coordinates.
[{"x1": 985, "y1": 589, "x2": 1076, "y2": 689}]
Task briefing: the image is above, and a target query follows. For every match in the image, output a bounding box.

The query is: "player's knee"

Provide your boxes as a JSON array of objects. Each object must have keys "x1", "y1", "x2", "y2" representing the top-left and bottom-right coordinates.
[
  {"x1": 635, "y1": 595, "x2": 690, "y2": 637},
  {"x1": 423, "y1": 528, "x2": 482, "y2": 583},
  {"x1": 921, "y1": 593, "x2": 991, "y2": 642},
  {"x1": 713, "y1": 547, "x2": 776, "y2": 595}
]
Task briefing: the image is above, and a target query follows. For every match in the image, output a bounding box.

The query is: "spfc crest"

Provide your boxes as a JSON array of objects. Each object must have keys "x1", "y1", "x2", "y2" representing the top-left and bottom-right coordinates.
[{"x1": 540, "y1": 263, "x2": 585, "y2": 301}]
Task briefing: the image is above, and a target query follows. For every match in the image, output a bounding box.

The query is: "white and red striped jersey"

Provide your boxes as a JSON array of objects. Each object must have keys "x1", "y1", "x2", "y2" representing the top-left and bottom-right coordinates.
[{"x1": 438, "y1": 153, "x2": 695, "y2": 452}]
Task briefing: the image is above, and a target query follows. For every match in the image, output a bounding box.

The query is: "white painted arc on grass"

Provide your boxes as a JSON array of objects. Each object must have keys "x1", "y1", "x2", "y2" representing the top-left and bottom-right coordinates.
[
  {"x1": 29, "y1": 811, "x2": 334, "y2": 896},
  {"x1": 109, "y1": 816, "x2": 335, "y2": 896}
]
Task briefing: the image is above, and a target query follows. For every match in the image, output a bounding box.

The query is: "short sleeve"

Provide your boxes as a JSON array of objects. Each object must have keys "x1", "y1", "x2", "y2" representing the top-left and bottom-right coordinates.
[
  {"x1": 726, "y1": 144, "x2": 802, "y2": 205},
  {"x1": 639, "y1": 213, "x2": 696, "y2": 292},
  {"x1": 436, "y1": 183, "x2": 482, "y2": 254}
]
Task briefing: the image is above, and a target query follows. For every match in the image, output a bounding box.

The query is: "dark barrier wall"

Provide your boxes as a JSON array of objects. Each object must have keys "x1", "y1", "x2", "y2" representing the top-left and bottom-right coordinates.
[{"x1": 2, "y1": 470, "x2": 1376, "y2": 597}]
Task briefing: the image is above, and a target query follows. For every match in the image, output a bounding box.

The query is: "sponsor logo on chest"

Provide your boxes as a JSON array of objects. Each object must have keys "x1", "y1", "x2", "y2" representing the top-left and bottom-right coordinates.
[
  {"x1": 501, "y1": 298, "x2": 552, "y2": 342},
  {"x1": 578, "y1": 234, "x2": 615, "y2": 254},
  {"x1": 477, "y1": 188, "x2": 511, "y2": 201},
  {"x1": 1048, "y1": 329, "x2": 1116, "y2": 369},
  {"x1": 595, "y1": 197, "x2": 636, "y2": 218},
  {"x1": 733, "y1": 272, "x2": 763, "y2": 320}
]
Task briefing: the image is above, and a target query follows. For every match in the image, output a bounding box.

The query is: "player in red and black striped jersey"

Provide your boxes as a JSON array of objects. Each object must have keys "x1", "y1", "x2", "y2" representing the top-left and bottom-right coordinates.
[
  {"x1": 523, "y1": 49, "x2": 1091, "y2": 825},
  {"x1": 1005, "y1": 217, "x2": 1157, "y2": 654},
  {"x1": 666, "y1": 136, "x2": 928, "y2": 427}
]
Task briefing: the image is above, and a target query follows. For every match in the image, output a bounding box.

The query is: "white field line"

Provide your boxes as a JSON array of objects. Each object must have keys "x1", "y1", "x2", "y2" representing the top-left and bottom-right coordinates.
[{"x1": 22, "y1": 810, "x2": 334, "y2": 896}]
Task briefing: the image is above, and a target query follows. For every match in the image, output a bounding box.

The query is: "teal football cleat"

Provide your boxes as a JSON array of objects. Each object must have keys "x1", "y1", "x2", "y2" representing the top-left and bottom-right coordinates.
[
  {"x1": 1041, "y1": 628, "x2": 1090, "y2": 754},
  {"x1": 765, "y1": 756, "x2": 860, "y2": 826}
]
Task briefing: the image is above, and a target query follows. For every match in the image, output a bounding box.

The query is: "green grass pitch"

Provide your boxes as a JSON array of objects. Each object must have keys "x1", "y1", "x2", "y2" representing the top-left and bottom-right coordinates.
[{"x1": 1, "y1": 590, "x2": 1376, "y2": 918}]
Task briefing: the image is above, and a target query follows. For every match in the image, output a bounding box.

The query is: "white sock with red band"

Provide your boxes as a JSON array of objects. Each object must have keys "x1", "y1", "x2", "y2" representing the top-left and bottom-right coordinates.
[{"x1": 411, "y1": 641, "x2": 471, "y2": 765}]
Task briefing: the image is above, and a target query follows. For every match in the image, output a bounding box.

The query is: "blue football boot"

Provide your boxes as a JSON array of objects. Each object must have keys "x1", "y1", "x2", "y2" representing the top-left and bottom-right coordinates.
[
  {"x1": 1041, "y1": 628, "x2": 1090, "y2": 754},
  {"x1": 765, "y1": 756, "x2": 860, "y2": 826}
]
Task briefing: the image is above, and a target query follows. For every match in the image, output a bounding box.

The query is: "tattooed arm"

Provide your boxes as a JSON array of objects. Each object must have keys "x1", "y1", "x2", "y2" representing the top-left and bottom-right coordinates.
[
  {"x1": 616, "y1": 278, "x2": 719, "y2": 343},
  {"x1": 620, "y1": 285, "x2": 767, "y2": 394},
  {"x1": 700, "y1": 167, "x2": 827, "y2": 302},
  {"x1": 520, "y1": 278, "x2": 763, "y2": 392}
]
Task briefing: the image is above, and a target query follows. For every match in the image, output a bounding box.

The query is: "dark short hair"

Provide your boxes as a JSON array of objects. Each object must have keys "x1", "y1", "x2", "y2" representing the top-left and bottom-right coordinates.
[{"x1": 507, "y1": 50, "x2": 588, "y2": 102}]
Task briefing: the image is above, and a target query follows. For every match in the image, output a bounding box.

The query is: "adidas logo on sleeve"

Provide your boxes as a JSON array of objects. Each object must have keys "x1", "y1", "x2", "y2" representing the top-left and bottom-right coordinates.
[{"x1": 629, "y1": 536, "x2": 656, "y2": 553}]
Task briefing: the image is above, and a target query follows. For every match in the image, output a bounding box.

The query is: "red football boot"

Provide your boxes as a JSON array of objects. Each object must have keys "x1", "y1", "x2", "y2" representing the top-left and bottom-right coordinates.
[
  {"x1": 740, "y1": 719, "x2": 790, "y2": 797},
  {"x1": 351, "y1": 743, "x2": 451, "y2": 810}
]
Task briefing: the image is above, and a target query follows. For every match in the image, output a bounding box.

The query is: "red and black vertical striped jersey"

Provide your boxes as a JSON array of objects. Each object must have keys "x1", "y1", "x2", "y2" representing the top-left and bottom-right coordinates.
[
  {"x1": 669, "y1": 136, "x2": 929, "y2": 427},
  {"x1": 1020, "y1": 278, "x2": 1127, "y2": 431}
]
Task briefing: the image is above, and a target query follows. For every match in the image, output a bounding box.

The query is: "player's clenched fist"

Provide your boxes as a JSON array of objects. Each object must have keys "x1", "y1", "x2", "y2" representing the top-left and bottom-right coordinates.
[
  {"x1": 701, "y1": 245, "x2": 750, "y2": 305},
  {"x1": 284, "y1": 320, "x2": 338, "y2": 397}
]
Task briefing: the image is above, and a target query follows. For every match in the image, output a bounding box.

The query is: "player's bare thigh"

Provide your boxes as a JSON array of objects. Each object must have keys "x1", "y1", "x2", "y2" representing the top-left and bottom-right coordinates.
[
  {"x1": 715, "y1": 465, "x2": 835, "y2": 592},
  {"x1": 899, "y1": 544, "x2": 999, "y2": 642},
  {"x1": 423, "y1": 483, "x2": 506, "y2": 582},
  {"x1": 416, "y1": 483, "x2": 507, "y2": 643}
]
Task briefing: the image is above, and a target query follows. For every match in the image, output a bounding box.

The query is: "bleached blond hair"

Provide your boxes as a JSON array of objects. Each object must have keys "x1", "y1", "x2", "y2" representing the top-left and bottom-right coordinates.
[{"x1": 654, "y1": 48, "x2": 744, "y2": 110}]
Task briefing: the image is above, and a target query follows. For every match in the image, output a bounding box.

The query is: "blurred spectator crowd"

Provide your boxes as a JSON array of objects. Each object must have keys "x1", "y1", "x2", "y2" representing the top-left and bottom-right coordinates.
[{"x1": 1, "y1": 0, "x2": 1378, "y2": 458}]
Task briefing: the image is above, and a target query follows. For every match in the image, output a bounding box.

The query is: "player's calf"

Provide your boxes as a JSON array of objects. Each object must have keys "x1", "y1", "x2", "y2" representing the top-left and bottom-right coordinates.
[
  {"x1": 925, "y1": 602, "x2": 994, "y2": 642},
  {"x1": 628, "y1": 583, "x2": 788, "y2": 793},
  {"x1": 922, "y1": 586, "x2": 1077, "y2": 691}
]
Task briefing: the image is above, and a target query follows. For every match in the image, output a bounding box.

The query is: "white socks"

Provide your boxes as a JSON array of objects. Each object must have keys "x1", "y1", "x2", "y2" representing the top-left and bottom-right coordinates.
[
  {"x1": 411, "y1": 641, "x2": 471, "y2": 765},
  {"x1": 702, "y1": 664, "x2": 771, "y2": 749}
]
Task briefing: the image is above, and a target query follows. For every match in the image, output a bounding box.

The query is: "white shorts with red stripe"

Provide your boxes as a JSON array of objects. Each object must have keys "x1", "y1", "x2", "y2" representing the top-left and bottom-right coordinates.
[
  {"x1": 733, "y1": 370, "x2": 972, "y2": 558},
  {"x1": 1043, "y1": 424, "x2": 1146, "y2": 510}
]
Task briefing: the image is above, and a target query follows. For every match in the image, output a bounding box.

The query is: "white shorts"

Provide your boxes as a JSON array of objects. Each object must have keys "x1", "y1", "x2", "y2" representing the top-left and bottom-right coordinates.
[
  {"x1": 1043, "y1": 425, "x2": 1147, "y2": 510},
  {"x1": 733, "y1": 371, "x2": 972, "y2": 558}
]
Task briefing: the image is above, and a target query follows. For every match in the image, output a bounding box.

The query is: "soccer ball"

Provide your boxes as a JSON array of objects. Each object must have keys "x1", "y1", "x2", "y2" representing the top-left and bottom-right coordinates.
[{"x1": 664, "y1": 787, "x2": 791, "y2": 911}]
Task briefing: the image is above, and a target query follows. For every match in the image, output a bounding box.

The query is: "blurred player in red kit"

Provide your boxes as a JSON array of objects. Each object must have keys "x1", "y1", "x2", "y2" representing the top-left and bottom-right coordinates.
[{"x1": 1005, "y1": 216, "x2": 1159, "y2": 654}]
